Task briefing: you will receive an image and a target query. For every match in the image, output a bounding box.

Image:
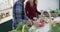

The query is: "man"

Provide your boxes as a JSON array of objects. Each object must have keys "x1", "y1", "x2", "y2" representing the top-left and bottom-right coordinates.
[{"x1": 12, "y1": 0, "x2": 30, "y2": 29}]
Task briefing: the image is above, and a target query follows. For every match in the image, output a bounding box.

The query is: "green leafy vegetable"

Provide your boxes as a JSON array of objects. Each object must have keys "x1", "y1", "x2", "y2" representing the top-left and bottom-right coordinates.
[
  {"x1": 9, "y1": 22, "x2": 29, "y2": 32},
  {"x1": 49, "y1": 24, "x2": 60, "y2": 32}
]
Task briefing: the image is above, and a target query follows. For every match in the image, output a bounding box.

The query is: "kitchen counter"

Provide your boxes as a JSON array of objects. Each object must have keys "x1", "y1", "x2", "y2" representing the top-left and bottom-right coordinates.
[{"x1": 36, "y1": 23, "x2": 50, "y2": 32}]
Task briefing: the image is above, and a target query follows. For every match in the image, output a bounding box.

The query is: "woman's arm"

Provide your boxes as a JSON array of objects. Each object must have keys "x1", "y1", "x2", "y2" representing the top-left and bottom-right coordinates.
[
  {"x1": 35, "y1": 5, "x2": 41, "y2": 15},
  {"x1": 34, "y1": 0, "x2": 41, "y2": 15}
]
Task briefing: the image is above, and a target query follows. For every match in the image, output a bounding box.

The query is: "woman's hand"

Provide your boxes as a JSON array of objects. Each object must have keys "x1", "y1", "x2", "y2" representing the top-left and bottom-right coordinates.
[
  {"x1": 33, "y1": 21, "x2": 39, "y2": 27},
  {"x1": 33, "y1": 17, "x2": 37, "y2": 21}
]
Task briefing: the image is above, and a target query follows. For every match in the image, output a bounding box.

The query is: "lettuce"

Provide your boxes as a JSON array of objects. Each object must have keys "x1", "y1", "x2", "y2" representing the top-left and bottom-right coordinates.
[{"x1": 9, "y1": 22, "x2": 29, "y2": 32}]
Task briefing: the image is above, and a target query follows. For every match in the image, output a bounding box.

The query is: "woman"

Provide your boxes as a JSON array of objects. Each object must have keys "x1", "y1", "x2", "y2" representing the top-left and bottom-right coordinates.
[{"x1": 25, "y1": 0, "x2": 41, "y2": 20}]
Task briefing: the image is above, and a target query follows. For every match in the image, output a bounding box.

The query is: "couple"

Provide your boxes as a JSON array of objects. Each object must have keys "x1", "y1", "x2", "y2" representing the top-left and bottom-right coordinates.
[{"x1": 12, "y1": 0, "x2": 41, "y2": 29}]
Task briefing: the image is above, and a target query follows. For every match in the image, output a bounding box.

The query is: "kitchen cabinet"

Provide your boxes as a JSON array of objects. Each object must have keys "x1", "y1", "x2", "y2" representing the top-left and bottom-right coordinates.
[{"x1": 0, "y1": 0, "x2": 13, "y2": 24}]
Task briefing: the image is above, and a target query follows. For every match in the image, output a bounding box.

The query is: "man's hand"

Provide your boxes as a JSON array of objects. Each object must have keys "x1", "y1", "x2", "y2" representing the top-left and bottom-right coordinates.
[{"x1": 26, "y1": 19, "x2": 32, "y2": 25}]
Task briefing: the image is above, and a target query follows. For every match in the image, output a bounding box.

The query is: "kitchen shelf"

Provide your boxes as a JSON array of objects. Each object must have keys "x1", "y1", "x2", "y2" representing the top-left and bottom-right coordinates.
[{"x1": 0, "y1": 16, "x2": 12, "y2": 24}]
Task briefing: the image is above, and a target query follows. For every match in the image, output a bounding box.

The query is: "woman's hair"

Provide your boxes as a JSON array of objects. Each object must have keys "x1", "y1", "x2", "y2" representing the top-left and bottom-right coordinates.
[
  {"x1": 33, "y1": 0, "x2": 37, "y2": 4},
  {"x1": 29, "y1": 0, "x2": 37, "y2": 5}
]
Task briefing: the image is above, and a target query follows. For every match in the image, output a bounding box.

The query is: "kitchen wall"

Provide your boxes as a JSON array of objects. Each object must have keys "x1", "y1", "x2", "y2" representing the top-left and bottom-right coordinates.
[{"x1": 37, "y1": 0, "x2": 59, "y2": 11}]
